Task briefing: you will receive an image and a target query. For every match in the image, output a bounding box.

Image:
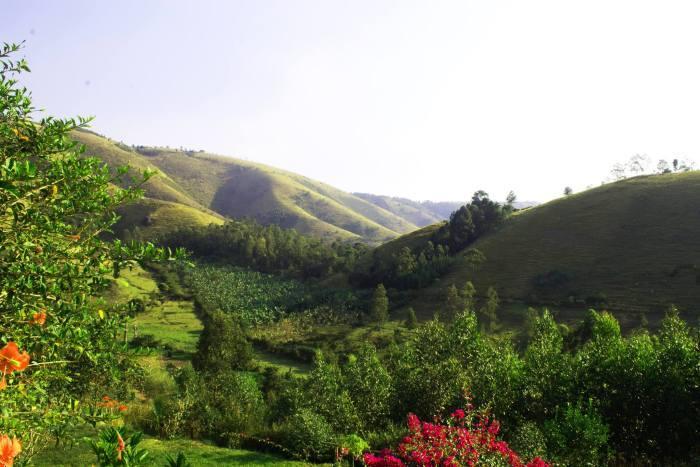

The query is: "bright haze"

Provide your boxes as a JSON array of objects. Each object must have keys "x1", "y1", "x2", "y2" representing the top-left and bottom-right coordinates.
[{"x1": 6, "y1": 0, "x2": 700, "y2": 202}]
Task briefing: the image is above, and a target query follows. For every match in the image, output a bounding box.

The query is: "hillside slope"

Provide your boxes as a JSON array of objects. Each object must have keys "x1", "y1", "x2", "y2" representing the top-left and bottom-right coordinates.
[
  {"x1": 74, "y1": 130, "x2": 418, "y2": 242},
  {"x1": 376, "y1": 172, "x2": 700, "y2": 316},
  {"x1": 353, "y1": 193, "x2": 456, "y2": 227}
]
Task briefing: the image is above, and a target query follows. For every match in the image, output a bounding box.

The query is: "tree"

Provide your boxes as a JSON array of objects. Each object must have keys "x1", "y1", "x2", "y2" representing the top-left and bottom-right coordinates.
[
  {"x1": 444, "y1": 284, "x2": 462, "y2": 321},
  {"x1": 406, "y1": 307, "x2": 418, "y2": 329},
  {"x1": 370, "y1": 284, "x2": 389, "y2": 324},
  {"x1": 0, "y1": 42, "x2": 182, "y2": 451},
  {"x1": 460, "y1": 281, "x2": 477, "y2": 312},
  {"x1": 479, "y1": 286, "x2": 500, "y2": 332},
  {"x1": 564, "y1": 186, "x2": 573, "y2": 196},
  {"x1": 192, "y1": 310, "x2": 253, "y2": 373}
]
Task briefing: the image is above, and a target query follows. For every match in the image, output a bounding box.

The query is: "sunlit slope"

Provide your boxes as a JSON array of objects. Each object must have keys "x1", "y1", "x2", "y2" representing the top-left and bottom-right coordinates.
[
  {"x1": 130, "y1": 147, "x2": 417, "y2": 241},
  {"x1": 354, "y1": 193, "x2": 451, "y2": 227},
  {"x1": 388, "y1": 173, "x2": 700, "y2": 314}
]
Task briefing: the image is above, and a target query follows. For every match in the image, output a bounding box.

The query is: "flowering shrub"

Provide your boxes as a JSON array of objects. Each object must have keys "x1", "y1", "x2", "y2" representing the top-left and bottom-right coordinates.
[{"x1": 363, "y1": 407, "x2": 548, "y2": 467}]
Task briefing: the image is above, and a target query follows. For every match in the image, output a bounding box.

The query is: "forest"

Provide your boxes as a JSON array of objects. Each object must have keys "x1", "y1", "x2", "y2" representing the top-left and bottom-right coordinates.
[{"x1": 1, "y1": 40, "x2": 699, "y2": 467}]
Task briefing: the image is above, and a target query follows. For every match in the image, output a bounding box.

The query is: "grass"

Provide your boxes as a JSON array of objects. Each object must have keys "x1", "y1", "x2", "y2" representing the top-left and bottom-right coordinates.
[
  {"x1": 370, "y1": 173, "x2": 700, "y2": 329},
  {"x1": 74, "y1": 128, "x2": 419, "y2": 242},
  {"x1": 32, "y1": 427, "x2": 316, "y2": 466},
  {"x1": 133, "y1": 300, "x2": 202, "y2": 359}
]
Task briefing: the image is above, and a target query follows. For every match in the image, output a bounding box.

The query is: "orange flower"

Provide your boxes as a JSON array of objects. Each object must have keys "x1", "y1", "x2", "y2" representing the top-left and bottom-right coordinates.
[
  {"x1": 0, "y1": 343, "x2": 30, "y2": 391},
  {"x1": 0, "y1": 434, "x2": 21, "y2": 466},
  {"x1": 118, "y1": 404, "x2": 128, "y2": 412},
  {"x1": 30, "y1": 311, "x2": 46, "y2": 326},
  {"x1": 116, "y1": 432, "x2": 125, "y2": 461}
]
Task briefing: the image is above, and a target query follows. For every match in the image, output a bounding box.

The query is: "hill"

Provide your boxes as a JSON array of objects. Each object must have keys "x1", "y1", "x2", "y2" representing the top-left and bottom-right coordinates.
[
  {"x1": 353, "y1": 193, "x2": 460, "y2": 227},
  {"x1": 73, "y1": 130, "x2": 417, "y2": 242},
  {"x1": 369, "y1": 172, "x2": 700, "y2": 320}
]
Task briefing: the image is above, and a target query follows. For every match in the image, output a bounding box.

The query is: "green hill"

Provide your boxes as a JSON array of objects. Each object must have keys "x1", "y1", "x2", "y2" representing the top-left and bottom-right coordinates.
[
  {"x1": 371, "y1": 172, "x2": 700, "y2": 321},
  {"x1": 353, "y1": 193, "x2": 458, "y2": 227},
  {"x1": 74, "y1": 130, "x2": 418, "y2": 242}
]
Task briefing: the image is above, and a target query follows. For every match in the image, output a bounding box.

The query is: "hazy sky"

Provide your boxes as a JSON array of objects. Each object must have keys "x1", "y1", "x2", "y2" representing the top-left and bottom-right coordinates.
[{"x1": 5, "y1": 0, "x2": 700, "y2": 202}]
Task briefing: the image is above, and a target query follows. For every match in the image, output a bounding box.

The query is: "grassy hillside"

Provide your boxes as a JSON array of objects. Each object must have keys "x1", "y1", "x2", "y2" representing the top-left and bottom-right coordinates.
[
  {"x1": 75, "y1": 130, "x2": 418, "y2": 242},
  {"x1": 354, "y1": 193, "x2": 452, "y2": 227},
  {"x1": 376, "y1": 172, "x2": 700, "y2": 320}
]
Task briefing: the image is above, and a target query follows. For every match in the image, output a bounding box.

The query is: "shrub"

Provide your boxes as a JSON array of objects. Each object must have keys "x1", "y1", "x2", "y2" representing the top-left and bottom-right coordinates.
[
  {"x1": 279, "y1": 409, "x2": 336, "y2": 461},
  {"x1": 363, "y1": 407, "x2": 549, "y2": 466},
  {"x1": 543, "y1": 405, "x2": 609, "y2": 466}
]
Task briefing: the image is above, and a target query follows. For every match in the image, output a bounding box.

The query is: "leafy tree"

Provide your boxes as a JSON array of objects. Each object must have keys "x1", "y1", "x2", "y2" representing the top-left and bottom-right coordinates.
[
  {"x1": 370, "y1": 284, "x2": 389, "y2": 324},
  {"x1": 479, "y1": 286, "x2": 500, "y2": 332},
  {"x1": 192, "y1": 310, "x2": 253, "y2": 373},
  {"x1": 405, "y1": 307, "x2": 418, "y2": 329},
  {"x1": 563, "y1": 186, "x2": 573, "y2": 196},
  {"x1": 460, "y1": 281, "x2": 477, "y2": 312},
  {"x1": 444, "y1": 284, "x2": 462, "y2": 321},
  {"x1": 344, "y1": 344, "x2": 393, "y2": 433},
  {"x1": 0, "y1": 42, "x2": 182, "y2": 452}
]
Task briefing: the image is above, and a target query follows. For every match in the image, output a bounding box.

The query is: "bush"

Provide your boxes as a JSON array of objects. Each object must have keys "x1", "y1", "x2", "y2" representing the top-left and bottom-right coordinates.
[
  {"x1": 511, "y1": 421, "x2": 548, "y2": 462},
  {"x1": 544, "y1": 405, "x2": 609, "y2": 466},
  {"x1": 192, "y1": 310, "x2": 254, "y2": 373},
  {"x1": 279, "y1": 409, "x2": 337, "y2": 461}
]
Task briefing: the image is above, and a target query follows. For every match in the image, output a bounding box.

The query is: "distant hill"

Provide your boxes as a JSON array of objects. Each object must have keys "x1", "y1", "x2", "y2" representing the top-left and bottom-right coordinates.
[
  {"x1": 354, "y1": 193, "x2": 538, "y2": 227},
  {"x1": 364, "y1": 172, "x2": 700, "y2": 320},
  {"x1": 73, "y1": 130, "x2": 418, "y2": 242}
]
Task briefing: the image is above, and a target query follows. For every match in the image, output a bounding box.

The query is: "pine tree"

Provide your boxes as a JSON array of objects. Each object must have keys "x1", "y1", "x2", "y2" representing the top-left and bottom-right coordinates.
[{"x1": 370, "y1": 284, "x2": 389, "y2": 324}]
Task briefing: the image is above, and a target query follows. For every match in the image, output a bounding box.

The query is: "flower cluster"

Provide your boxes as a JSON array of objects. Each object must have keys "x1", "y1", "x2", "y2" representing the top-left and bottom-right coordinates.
[
  {"x1": 364, "y1": 408, "x2": 549, "y2": 467},
  {"x1": 98, "y1": 395, "x2": 128, "y2": 412}
]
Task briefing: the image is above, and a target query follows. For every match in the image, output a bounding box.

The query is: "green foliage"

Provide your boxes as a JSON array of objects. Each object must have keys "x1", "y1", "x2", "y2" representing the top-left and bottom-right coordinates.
[
  {"x1": 164, "y1": 451, "x2": 191, "y2": 467},
  {"x1": 0, "y1": 42, "x2": 184, "y2": 452},
  {"x1": 344, "y1": 345, "x2": 394, "y2": 433},
  {"x1": 444, "y1": 284, "x2": 461, "y2": 321},
  {"x1": 405, "y1": 307, "x2": 418, "y2": 329},
  {"x1": 478, "y1": 286, "x2": 500, "y2": 332},
  {"x1": 511, "y1": 421, "x2": 548, "y2": 462},
  {"x1": 338, "y1": 433, "x2": 370, "y2": 459},
  {"x1": 189, "y1": 265, "x2": 305, "y2": 325},
  {"x1": 159, "y1": 220, "x2": 369, "y2": 278},
  {"x1": 434, "y1": 190, "x2": 510, "y2": 252},
  {"x1": 543, "y1": 404, "x2": 609, "y2": 466},
  {"x1": 91, "y1": 427, "x2": 149, "y2": 466},
  {"x1": 278, "y1": 409, "x2": 336, "y2": 461},
  {"x1": 370, "y1": 284, "x2": 389, "y2": 324},
  {"x1": 192, "y1": 310, "x2": 253, "y2": 373}
]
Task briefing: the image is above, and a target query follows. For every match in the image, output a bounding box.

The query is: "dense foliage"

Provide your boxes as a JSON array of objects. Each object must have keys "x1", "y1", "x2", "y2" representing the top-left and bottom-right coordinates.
[
  {"x1": 158, "y1": 220, "x2": 368, "y2": 278},
  {"x1": 433, "y1": 191, "x2": 513, "y2": 253},
  {"x1": 0, "y1": 42, "x2": 183, "y2": 460},
  {"x1": 188, "y1": 265, "x2": 307, "y2": 325}
]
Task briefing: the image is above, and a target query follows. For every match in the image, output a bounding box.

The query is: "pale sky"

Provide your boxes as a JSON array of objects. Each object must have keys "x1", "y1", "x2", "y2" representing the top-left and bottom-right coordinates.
[{"x1": 5, "y1": 0, "x2": 700, "y2": 202}]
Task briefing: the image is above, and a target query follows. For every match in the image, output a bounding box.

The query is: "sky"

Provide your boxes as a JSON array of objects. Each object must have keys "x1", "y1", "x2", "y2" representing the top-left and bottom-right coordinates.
[{"x1": 5, "y1": 0, "x2": 700, "y2": 202}]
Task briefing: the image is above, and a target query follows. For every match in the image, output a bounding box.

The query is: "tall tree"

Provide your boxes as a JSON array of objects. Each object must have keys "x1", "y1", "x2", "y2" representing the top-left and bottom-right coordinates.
[
  {"x1": 370, "y1": 284, "x2": 389, "y2": 324},
  {"x1": 460, "y1": 281, "x2": 477, "y2": 312},
  {"x1": 479, "y1": 286, "x2": 500, "y2": 332},
  {"x1": 444, "y1": 284, "x2": 462, "y2": 321}
]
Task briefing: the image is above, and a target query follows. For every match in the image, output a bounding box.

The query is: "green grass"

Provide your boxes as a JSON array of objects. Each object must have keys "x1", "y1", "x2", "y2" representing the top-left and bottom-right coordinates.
[
  {"x1": 32, "y1": 429, "x2": 316, "y2": 466},
  {"x1": 372, "y1": 173, "x2": 700, "y2": 328},
  {"x1": 104, "y1": 264, "x2": 160, "y2": 304},
  {"x1": 133, "y1": 300, "x2": 203, "y2": 359},
  {"x1": 73, "y1": 129, "x2": 419, "y2": 242}
]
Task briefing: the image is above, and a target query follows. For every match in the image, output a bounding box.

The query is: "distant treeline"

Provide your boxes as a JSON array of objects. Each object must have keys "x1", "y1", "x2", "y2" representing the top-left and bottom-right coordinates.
[
  {"x1": 353, "y1": 191, "x2": 514, "y2": 289},
  {"x1": 158, "y1": 219, "x2": 369, "y2": 278}
]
